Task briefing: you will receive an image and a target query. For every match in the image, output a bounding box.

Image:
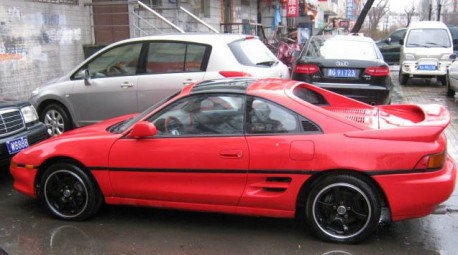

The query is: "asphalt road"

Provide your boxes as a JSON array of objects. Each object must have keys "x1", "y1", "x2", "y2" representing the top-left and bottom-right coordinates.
[{"x1": 0, "y1": 69, "x2": 457, "y2": 255}]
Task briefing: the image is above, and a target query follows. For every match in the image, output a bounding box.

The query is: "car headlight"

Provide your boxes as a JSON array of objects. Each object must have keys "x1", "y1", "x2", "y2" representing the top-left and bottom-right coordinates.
[
  {"x1": 441, "y1": 54, "x2": 453, "y2": 60},
  {"x1": 404, "y1": 54, "x2": 415, "y2": 60},
  {"x1": 31, "y1": 88, "x2": 39, "y2": 97},
  {"x1": 21, "y1": 105, "x2": 39, "y2": 123}
]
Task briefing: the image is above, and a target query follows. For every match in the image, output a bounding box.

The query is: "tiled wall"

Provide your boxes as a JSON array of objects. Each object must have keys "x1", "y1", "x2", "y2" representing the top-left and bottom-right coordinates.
[{"x1": 0, "y1": 1, "x2": 91, "y2": 100}]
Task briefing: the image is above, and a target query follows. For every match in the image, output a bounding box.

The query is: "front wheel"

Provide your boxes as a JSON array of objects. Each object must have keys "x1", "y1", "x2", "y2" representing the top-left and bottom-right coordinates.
[
  {"x1": 398, "y1": 69, "x2": 408, "y2": 85},
  {"x1": 305, "y1": 174, "x2": 381, "y2": 243},
  {"x1": 40, "y1": 162, "x2": 103, "y2": 221},
  {"x1": 40, "y1": 103, "x2": 72, "y2": 136}
]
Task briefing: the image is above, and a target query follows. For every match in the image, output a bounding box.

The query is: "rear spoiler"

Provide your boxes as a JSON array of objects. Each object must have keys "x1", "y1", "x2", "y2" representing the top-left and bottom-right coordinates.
[{"x1": 345, "y1": 104, "x2": 450, "y2": 142}]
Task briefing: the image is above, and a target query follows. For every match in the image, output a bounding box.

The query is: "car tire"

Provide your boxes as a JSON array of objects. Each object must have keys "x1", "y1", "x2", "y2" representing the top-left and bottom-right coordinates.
[
  {"x1": 438, "y1": 75, "x2": 447, "y2": 86},
  {"x1": 446, "y1": 73, "x2": 455, "y2": 97},
  {"x1": 398, "y1": 69, "x2": 408, "y2": 85},
  {"x1": 40, "y1": 162, "x2": 103, "y2": 221},
  {"x1": 305, "y1": 174, "x2": 381, "y2": 244},
  {"x1": 41, "y1": 103, "x2": 72, "y2": 136}
]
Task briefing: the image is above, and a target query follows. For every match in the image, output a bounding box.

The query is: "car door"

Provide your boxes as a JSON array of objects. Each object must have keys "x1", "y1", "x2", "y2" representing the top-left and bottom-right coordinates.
[
  {"x1": 238, "y1": 97, "x2": 318, "y2": 212},
  {"x1": 136, "y1": 41, "x2": 210, "y2": 112},
  {"x1": 108, "y1": 94, "x2": 249, "y2": 206},
  {"x1": 70, "y1": 42, "x2": 142, "y2": 126}
]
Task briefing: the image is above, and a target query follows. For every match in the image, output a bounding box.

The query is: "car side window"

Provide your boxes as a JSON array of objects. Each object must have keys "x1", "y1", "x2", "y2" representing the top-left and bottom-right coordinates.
[
  {"x1": 146, "y1": 42, "x2": 208, "y2": 74},
  {"x1": 148, "y1": 94, "x2": 244, "y2": 136},
  {"x1": 75, "y1": 43, "x2": 142, "y2": 79},
  {"x1": 390, "y1": 30, "x2": 405, "y2": 43},
  {"x1": 247, "y1": 98, "x2": 299, "y2": 134}
]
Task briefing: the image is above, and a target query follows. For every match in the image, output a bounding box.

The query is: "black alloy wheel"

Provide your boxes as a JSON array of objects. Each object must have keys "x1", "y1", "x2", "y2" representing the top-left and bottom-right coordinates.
[
  {"x1": 41, "y1": 163, "x2": 103, "y2": 221},
  {"x1": 305, "y1": 174, "x2": 381, "y2": 243}
]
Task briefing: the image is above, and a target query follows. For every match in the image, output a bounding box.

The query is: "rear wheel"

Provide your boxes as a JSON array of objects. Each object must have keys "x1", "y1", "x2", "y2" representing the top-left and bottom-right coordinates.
[
  {"x1": 40, "y1": 162, "x2": 103, "y2": 221},
  {"x1": 40, "y1": 103, "x2": 72, "y2": 136},
  {"x1": 398, "y1": 69, "x2": 408, "y2": 85},
  {"x1": 446, "y1": 73, "x2": 455, "y2": 97},
  {"x1": 305, "y1": 174, "x2": 381, "y2": 243},
  {"x1": 438, "y1": 75, "x2": 447, "y2": 86}
]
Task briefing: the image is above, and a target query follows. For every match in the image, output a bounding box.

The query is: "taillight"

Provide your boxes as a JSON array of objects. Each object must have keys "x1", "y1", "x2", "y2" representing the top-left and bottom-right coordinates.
[
  {"x1": 365, "y1": 66, "x2": 390, "y2": 77},
  {"x1": 414, "y1": 151, "x2": 446, "y2": 170},
  {"x1": 294, "y1": 64, "x2": 319, "y2": 74},
  {"x1": 219, "y1": 71, "x2": 252, "y2": 77}
]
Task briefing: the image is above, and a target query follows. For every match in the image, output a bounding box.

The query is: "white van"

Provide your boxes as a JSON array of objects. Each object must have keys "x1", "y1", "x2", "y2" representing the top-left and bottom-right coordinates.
[{"x1": 399, "y1": 21, "x2": 455, "y2": 85}]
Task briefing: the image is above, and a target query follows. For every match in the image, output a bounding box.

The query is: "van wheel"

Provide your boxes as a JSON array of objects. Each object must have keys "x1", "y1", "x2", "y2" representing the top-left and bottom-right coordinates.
[
  {"x1": 41, "y1": 103, "x2": 72, "y2": 136},
  {"x1": 398, "y1": 69, "x2": 408, "y2": 85},
  {"x1": 438, "y1": 75, "x2": 447, "y2": 86},
  {"x1": 446, "y1": 74, "x2": 455, "y2": 97}
]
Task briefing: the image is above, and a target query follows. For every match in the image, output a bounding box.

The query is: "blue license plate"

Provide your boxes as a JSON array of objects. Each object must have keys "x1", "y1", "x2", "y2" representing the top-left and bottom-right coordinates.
[
  {"x1": 418, "y1": 65, "x2": 436, "y2": 70},
  {"x1": 327, "y1": 68, "x2": 358, "y2": 78},
  {"x1": 6, "y1": 136, "x2": 29, "y2": 155}
]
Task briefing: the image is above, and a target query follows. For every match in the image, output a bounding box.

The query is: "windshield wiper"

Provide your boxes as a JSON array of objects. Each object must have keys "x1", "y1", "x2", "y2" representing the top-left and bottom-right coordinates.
[
  {"x1": 407, "y1": 43, "x2": 424, "y2": 47},
  {"x1": 256, "y1": 61, "x2": 277, "y2": 66},
  {"x1": 425, "y1": 42, "x2": 448, "y2": 48}
]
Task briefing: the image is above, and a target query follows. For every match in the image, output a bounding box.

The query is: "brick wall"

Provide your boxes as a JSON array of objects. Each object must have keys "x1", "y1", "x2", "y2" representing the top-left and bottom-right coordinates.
[{"x1": 0, "y1": 0, "x2": 91, "y2": 100}]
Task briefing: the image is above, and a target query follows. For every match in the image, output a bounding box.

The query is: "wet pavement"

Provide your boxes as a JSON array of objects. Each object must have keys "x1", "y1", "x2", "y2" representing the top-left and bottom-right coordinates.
[{"x1": 0, "y1": 68, "x2": 457, "y2": 255}]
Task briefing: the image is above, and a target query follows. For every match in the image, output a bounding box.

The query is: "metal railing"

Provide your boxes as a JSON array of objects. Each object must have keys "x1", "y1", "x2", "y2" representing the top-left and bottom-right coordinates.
[{"x1": 85, "y1": 0, "x2": 219, "y2": 44}]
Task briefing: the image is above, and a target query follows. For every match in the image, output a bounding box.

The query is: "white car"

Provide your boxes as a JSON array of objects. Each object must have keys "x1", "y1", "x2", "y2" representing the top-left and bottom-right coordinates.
[
  {"x1": 31, "y1": 33, "x2": 289, "y2": 136},
  {"x1": 399, "y1": 21, "x2": 455, "y2": 85},
  {"x1": 446, "y1": 55, "x2": 458, "y2": 97}
]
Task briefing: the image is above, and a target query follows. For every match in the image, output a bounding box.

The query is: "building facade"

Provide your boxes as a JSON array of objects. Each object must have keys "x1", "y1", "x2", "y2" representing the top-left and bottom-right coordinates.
[{"x1": 0, "y1": 0, "x2": 337, "y2": 100}]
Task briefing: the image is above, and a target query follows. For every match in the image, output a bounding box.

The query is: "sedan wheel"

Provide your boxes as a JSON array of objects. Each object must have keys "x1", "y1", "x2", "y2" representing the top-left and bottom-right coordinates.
[
  {"x1": 41, "y1": 163, "x2": 102, "y2": 220},
  {"x1": 306, "y1": 174, "x2": 381, "y2": 243},
  {"x1": 41, "y1": 104, "x2": 72, "y2": 136}
]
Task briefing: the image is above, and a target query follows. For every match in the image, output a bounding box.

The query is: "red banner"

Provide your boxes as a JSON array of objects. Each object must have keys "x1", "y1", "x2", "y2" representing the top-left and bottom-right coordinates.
[{"x1": 286, "y1": 0, "x2": 298, "y2": 17}]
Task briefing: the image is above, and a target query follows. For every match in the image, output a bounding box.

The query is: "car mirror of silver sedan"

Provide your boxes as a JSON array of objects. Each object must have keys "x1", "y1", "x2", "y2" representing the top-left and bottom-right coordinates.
[{"x1": 79, "y1": 69, "x2": 91, "y2": 86}]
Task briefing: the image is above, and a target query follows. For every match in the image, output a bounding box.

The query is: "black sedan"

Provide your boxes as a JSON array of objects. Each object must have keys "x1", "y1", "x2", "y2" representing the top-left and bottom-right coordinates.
[
  {"x1": 291, "y1": 35, "x2": 392, "y2": 105},
  {"x1": 0, "y1": 99, "x2": 49, "y2": 168}
]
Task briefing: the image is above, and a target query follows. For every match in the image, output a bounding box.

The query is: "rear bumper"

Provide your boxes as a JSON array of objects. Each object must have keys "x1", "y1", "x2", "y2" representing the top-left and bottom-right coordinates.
[
  {"x1": 374, "y1": 155, "x2": 457, "y2": 222},
  {"x1": 314, "y1": 83, "x2": 392, "y2": 105}
]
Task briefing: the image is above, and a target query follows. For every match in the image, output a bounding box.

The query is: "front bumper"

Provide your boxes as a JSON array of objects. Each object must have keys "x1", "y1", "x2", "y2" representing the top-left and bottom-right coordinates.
[
  {"x1": 401, "y1": 59, "x2": 452, "y2": 77},
  {"x1": 374, "y1": 155, "x2": 457, "y2": 222},
  {"x1": 0, "y1": 122, "x2": 49, "y2": 167}
]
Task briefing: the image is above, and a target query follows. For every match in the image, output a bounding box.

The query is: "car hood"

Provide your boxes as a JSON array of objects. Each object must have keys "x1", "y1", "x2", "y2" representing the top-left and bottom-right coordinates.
[
  {"x1": 12, "y1": 113, "x2": 138, "y2": 167},
  {"x1": 52, "y1": 113, "x2": 138, "y2": 139},
  {"x1": 0, "y1": 98, "x2": 29, "y2": 108}
]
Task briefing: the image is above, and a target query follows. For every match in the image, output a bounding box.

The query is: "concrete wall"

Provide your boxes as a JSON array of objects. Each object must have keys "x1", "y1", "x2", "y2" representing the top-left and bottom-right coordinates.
[{"x1": 0, "y1": 1, "x2": 91, "y2": 100}]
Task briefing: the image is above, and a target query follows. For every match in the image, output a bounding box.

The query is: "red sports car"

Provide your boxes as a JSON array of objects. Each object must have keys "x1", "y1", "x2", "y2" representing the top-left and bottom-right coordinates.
[{"x1": 10, "y1": 78, "x2": 456, "y2": 243}]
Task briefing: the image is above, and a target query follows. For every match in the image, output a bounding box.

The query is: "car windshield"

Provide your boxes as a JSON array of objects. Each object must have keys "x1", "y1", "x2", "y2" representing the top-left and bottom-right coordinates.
[
  {"x1": 109, "y1": 91, "x2": 180, "y2": 134},
  {"x1": 406, "y1": 29, "x2": 451, "y2": 48},
  {"x1": 303, "y1": 37, "x2": 378, "y2": 60}
]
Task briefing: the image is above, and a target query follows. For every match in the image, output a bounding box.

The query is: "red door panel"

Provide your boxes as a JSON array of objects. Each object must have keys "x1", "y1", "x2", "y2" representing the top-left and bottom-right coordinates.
[{"x1": 108, "y1": 137, "x2": 249, "y2": 206}]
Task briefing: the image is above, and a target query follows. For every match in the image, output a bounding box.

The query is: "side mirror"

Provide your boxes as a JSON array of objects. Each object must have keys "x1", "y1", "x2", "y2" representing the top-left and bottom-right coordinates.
[
  {"x1": 450, "y1": 54, "x2": 457, "y2": 60},
  {"x1": 399, "y1": 39, "x2": 404, "y2": 46},
  {"x1": 129, "y1": 121, "x2": 157, "y2": 138},
  {"x1": 79, "y1": 69, "x2": 91, "y2": 86}
]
